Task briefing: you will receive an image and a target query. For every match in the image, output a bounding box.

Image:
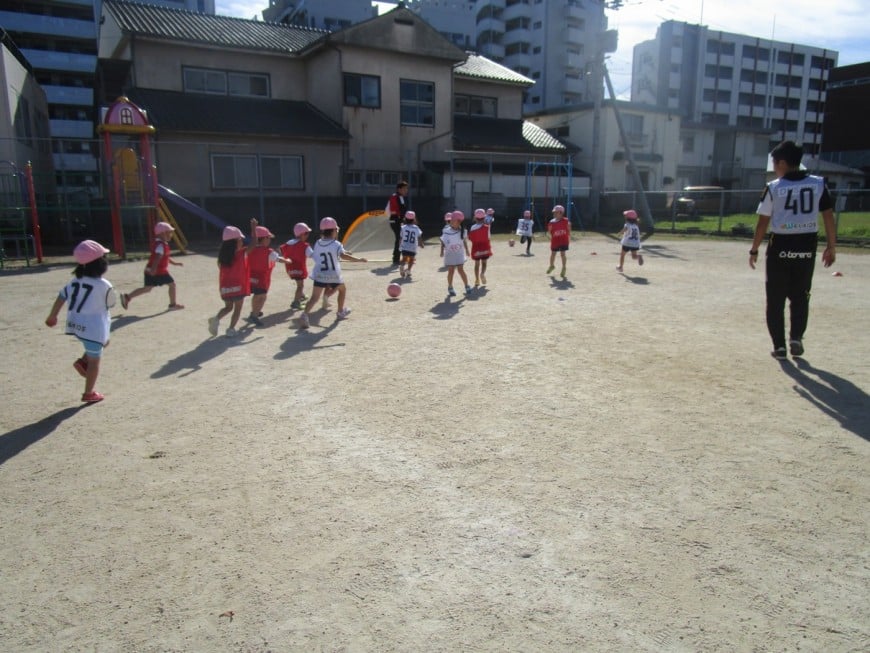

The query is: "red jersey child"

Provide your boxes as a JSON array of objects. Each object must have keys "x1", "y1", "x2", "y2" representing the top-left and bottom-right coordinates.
[
  {"x1": 546, "y1": 205, "x2": 571, "y2": 279},
  {"x1": 280, "y1": 222, "x2": 314, "y2": 309},
  {"x1": 209, "y1": 223, "x2": 253, "y2": 338},
  {"x1": 468, "y1": 208, "x2": 493, "y2": 287},
  {"x1": 120, "y1": 221, "x2": 184, "y2": 311},
  {"x1": 245, "y1": 224, "x2": 289, "y2": 327}
]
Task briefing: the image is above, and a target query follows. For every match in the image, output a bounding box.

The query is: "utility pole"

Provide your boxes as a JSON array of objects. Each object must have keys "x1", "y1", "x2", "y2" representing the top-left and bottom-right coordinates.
[{"x1": 603, "y1": 63, "x2": 655, "y2": 232}]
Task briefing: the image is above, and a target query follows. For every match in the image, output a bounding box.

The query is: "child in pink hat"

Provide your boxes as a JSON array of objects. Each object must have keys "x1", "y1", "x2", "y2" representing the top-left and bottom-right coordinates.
[
  {"x1": 280, "y1": 222, "x2": 314, "y2": 310},
  {"x1": 616, "y1": 209, "x2": 644, "y2": 272},
  {"x1": 119, "y1": 221, "x2": 184, "y2": 312},
  {"x1": 246, "y1": 222, "x2": 290, "y2": 327},
  {"x1": 208, "y1": 222, "x2": 254, "y2": 337},
  {"x1": 45, "y1": 240, "x2": 116, "y2": 403}
]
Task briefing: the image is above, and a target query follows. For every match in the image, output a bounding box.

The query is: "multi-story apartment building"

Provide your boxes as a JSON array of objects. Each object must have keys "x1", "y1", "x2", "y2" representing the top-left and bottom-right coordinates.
[
  {"x1": 632, "y1": 20, "x2": 837, "y2": 156},
  {"x1": 0, "y1": 0, "x2": 215, "y2": 196},
  {"x1": 408, "y1": 0, "x2": 609, "y2": 112},
  {"x1": 0, "y1": 0, "x2": 101, "y2": 193},
  {"x1": 821, "y1": 62, "x2": 870, "y2": 181},
  {"x1": 262, "y1": 0, "x2": 375, "y2": 30}
]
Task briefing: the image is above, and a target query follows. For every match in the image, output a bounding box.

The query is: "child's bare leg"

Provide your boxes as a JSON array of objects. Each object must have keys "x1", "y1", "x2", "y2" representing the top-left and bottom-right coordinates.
[
  {"x1": 474, "y1": 260, "x2": 481, "y2": 284},
  {"x1": 216, "y1": 300, "x2": 234, "y2": 321},
  {"x1": 457, "y1": 265, "x2": 469, "y2": 286},
  {"x1": 480, "y1": 259, "x2": 488, "y2": 283},
  {"x1": 228, "y1": 299, "x2": 243, "y2": 329},
  {"x1": 126, "y1": 285, "x2": 152, "y2": 304},
  {"x1": 304, "y1": 287, "x2": 324, "y2": 314},
  {"x1": 251, "y1": 293, "x2": 266, "y2": 316},
  {"x1": 447, "y1": 267, "x2": 455, "y2": 287},
  {"x1": 337, "y1": 284, "x2": 347, "y2": 311},
  {"x1": 294, "y1": 281, "x2": 304, "y2": 302},
  {"x1": 168, "y1": 282, "x2": 181, "y2": 306},
  {"x1": 618, "y1": 250, "x2": 626, "y2": 269},
  {"x1": 83, "y1": 355, "x2": 101, "y2": 395}
]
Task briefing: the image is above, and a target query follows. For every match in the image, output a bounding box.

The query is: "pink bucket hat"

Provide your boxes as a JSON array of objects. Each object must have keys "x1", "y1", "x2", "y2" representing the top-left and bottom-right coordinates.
[
  {"x1": 154, "y1": 221, "x2": 174, "y2": 235},
  {"x1": 405, "y1": 210, "x2": 416, "y2": 220},
  {"x1": 552, "y1": 205, "x2": 565, "y2": 214},
  {"x1": 473, "y1": 208, "x2": 486, "y2": 219},
  {"x1": 623, "y1": 209, "x2": 638, "y2": 220},
  {"x1": 74, "y1": 240, "x2": 109, "y2": 265},
  {"x1": 451, "y1": 210, "x2": 465, "y2": 222},
  {"x1": 255, "y1": 225, "x2": 274, "y2": 238},
  {"x1": 444, "y1": 212, "x2": 453, "y2": 222},
  {"x1": 523, "y1": 210, "x2": 531, "y2": 217},
  {"x1": 293, "y1": 222, "x2": 311, "y2": 237},
  {"x1": 222, "y1": 225, "x2": 244, "y2": 241}
]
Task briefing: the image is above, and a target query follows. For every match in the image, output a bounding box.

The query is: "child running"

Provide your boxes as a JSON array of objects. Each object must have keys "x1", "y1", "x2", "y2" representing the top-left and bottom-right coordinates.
[
  {"x1": 45, "y1": 240, "x2": 116, "y2": 403},
  {"x1": 298, "y1": 217, "x2": 367, "y2": 329},
  {"x1": 398, "y1": 210, "x2": 424, "y2": 279},
  {"x1": 439, "y1": 210, "x2": 472, "y2": 296},
  {"x1": 120, "y1": 221, "x2": 184, "y2": 311},
  {"x1": 279, "y1": 222, "x2": 313, "y2": 309},
  {"x1": 546, "y1": 204, "x2": 571, "y2": 279},
  {"x1": 468, "y1": 208, "x2": 493, "y2": 287},
  {"x1": 616, "y1": 209, "x2": 644, "y2": 272},
  {"x1": 246, "y1": 222, "x2": 289, "y2": 327},
  {"x1": 209, "y1": 223, "x2": 253, "y2": 338},
  {"x1": 516, "y1": 209, "x2": 534, "y2": 255}
]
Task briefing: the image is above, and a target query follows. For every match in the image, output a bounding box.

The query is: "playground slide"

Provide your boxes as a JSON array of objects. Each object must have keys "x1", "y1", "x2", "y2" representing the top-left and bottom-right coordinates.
[{"x1": 158, "y1": 185, "x2": 227, "y2": 231}]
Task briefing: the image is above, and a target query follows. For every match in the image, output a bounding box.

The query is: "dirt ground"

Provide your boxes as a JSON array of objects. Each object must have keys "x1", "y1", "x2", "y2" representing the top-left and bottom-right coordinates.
[{"x1": 0, "y1": 233, "x2": 867, "y2": 652}]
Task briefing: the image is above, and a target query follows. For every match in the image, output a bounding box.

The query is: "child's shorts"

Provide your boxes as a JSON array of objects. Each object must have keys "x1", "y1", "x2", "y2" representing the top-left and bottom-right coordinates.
[
  {"x1": 313, "y1": 281, "x2": 341, "y2": 289},
  {"x1": 400, "y1": 250, "x2": 417, "y2": 260},
  {"x1": 550, "y1": 245, "x2": 569, "y2": 252},
  {"x1": 251, "y1": 287, "x2": 268, "y2": 295},
  {"x1": 78, "y1": 336, "x2": 105, "y2": 358},
  {"x1": 621, "y1": 245, "x2": 640, "y2": 252},
  {"x1": 144, "y1": 273, "x2": 174, "y2": 286}
]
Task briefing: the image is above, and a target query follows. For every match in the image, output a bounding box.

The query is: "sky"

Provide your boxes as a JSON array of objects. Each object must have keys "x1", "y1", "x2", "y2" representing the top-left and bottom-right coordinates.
[{"x1": 216, "y1": 0, "x2": 870, "y2": 99}]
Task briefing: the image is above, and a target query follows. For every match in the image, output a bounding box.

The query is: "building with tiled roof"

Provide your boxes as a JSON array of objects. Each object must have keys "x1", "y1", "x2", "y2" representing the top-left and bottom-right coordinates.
[{"x1": 96, "y1": 1, "x2": 574, "y2": 236}]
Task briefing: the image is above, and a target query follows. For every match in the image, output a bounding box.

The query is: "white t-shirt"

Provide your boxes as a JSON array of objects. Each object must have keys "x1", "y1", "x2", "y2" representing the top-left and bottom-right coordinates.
[
  {"x1": 620, "y1": 222, "x2": 641, "y2": 248},
  {"x1": 757, "y1": 174, "x2": 827, "y2": 235},
  {"x1": 516, "y1": 218, "x2": 533, "y2": 237},
  {"x1": 60, "y1": 276, "x2": 115, "y2": 345},
  {"x1": 440, "y1": 226, "x2": 467, "y2": 266},
  {"x1": 310, "y1": 238, "x2": 346, "y2": 284},
  {"x1": 399, "y1": 223, "x2": 423, "y2": 253}
]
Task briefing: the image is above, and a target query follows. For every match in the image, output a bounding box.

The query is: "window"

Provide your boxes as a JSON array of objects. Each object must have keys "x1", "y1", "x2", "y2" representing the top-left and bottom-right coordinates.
[
  {"x1": 344, "y1": 73, "x2": 381, "y2": 108},
  {"x1": 261, "y1": 156, "x2": 303, "y2": 189},
  {"x1": 400, "y1": 79, "x2": 434, "y2": 127},
  {"x1": 454, "y1": 94, "x2": 497, "y2": 117},
  {"x1": 383, "y1": 172, "x2": 400, "y2": 187},
  {"x1": 212, "y1": 154, "x2": 258, "y2": 189},
  {"x1": 773, "y1": 97, "x2": 800, "y2": 110},
  {"x1": 184, "y1": 67, "x2": 269, "y2": 98},
  {"x1": 624, "y1": 114, "x2": 643, "y2": 141},
  {"x1": 682, "y1": 134, "x2": 695, "y2": 153},
  {"x1": 366, "y1": 171, "x2": 381, "y2": 187},
  {"x1": 345, "y1": 171, "x2": 362, "y2": 187},
  {"x1": 743, "y1": 45, "x2": 769, "y2": 61},
  {"x1": 778, "y1": 51, "x2": 804, "y2": 66},
  {"x1": 740, "y1": 69, "x2": 767, "y2": 84},
  {"x1": 211, "y1": 154, "x2": 303, "y2": 190}
]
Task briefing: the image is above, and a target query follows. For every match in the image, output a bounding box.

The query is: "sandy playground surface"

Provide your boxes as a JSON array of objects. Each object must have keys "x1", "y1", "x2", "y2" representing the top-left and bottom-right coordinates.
[{"x1": 0, "y1": 233, "x2": 868, "y2": 652}]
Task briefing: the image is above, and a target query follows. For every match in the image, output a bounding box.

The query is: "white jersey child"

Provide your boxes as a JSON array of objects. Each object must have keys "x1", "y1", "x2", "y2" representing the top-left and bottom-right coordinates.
[
  {"x1": 310, "y1": 238, "x2": 347, "y2": 285},
  {"x1": 440, "y1": 225, "x2": 467, "y2": 267},
  {"x1": 516, "y1": 215, "x2": 533, "y2": 238},
  {"x1": 620, "y1": 221, "x2": 641, "y2": 249},
  {"x1": 399, "y1": 222, "x2": 423, "y2": 254},
  {"x1": 60, "y1": 276, "x2": 116, "y2": 345}
]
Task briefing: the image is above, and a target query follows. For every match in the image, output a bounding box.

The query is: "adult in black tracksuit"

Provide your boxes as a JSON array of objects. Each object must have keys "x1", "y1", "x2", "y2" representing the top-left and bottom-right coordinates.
[
  {"x1": 387, "y1": 181, "x2": 409, "y2": 265},
  {"x1": 749, "y1": 140, "x2": 837, "y2": 359}
]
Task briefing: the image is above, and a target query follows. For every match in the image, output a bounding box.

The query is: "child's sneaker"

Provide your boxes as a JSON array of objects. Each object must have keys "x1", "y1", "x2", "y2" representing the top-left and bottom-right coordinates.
[
  {"x1": 337, "y1": 308, "x2": 351, "y2": 319},
  {"x1": 208, "y1": 316, "x2": 219, "y2": 337},
  {"x1": 290, "y1": 300, "x2": 302, "y2": 310},
  {"x1": 638, "y1": 254, "x2": 644, "y2": 266},
  {"x1": 448, "y1": 287, "x2": 456, "y2": 297},
  {"x1": 120, "y1": 293, "x2": 129, "y2": 310},
  {"x1": 225, "y1": 327, "x2": 238, "y2": 338},
  {"x1": 560, "y1": 268, "x2": 567, "y2": 279},
  {"x1": 73, "y1": 357, "x2": 88, "y2": 377},
  {"x1": 298, "y1": 313, "x2": 310, "y2": 329},
  {"x1": 616, "y1": 266, "x2": 623, "y2": 272},
  {"x1": 480, "y1": 273, "x2": 487, "y2": 285},
  {"x1": 168, "y1": 303, "x2": 185, "y2": 310},
  {"x1": 789, "y1": 339, "x2": 804, "y2": 357},
  {"x1": 546, "y1": 265, "x2": 555, "y2": 274},
  {"x1": 465, "y1": 285, "x2": 472, "y2": 294},
  {"x1": 771, "y1": 347, "x2": 787, "y2": 360},
  {"x1": 81, "y1": 391, "x2": 104, "y2": 404}
]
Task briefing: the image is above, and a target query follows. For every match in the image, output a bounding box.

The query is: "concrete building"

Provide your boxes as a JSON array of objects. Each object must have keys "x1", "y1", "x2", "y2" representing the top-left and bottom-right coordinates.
[
  {"x1": 632, "y1": 20, "x2": 836, "y2": 157},
  {"x1": 821, "y1": 62, "x2": 870, "y2": 184},
  {"x1": 407, "y1": 0, "x2": 609, "y2": 113},
  {"x1": 262, "y1": 0, "x2": 375, "y2": 30}
]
